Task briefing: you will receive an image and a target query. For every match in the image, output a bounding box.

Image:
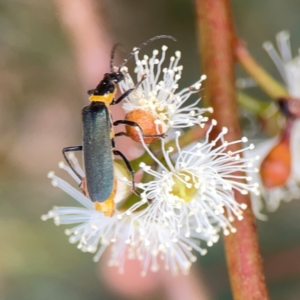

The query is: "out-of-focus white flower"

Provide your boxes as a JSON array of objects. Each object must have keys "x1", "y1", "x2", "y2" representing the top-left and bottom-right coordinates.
[
  {"x1": 263, "y1": 31, "x2": 300, "y2": 98},
  {"x1": 247, "y1": 31, "x2": 300, "y2": 213},
  {"x1": 127, "y1": 121, "x2": 259, "y2": 236},
  {"x1": 42, "y1": 154, "x2": 217, "y2": 276},
  {"x1": 118, "y1": 46, "x2": 212, "y2": 135},
  {"x1": 249, "y1": 134, "x2": 300, "y2": 216}
]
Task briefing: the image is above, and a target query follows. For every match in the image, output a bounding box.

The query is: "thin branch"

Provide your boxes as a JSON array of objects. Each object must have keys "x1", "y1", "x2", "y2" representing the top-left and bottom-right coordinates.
[
  {"x1": 235, "y1": 40, "x2": 289, "y2": 99},
  {"x1": 195, "y1": 0, "x2": 270, "y2": 299}
]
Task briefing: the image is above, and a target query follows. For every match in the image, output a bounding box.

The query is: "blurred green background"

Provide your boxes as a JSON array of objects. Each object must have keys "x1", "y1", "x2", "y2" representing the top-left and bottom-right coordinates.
[{"x1": 1, "y1": 0, "x2": 300, "y2": 299}]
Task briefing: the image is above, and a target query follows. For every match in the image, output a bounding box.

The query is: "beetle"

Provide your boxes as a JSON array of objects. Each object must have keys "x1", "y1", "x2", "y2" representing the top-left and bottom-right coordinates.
[{"x1": 62, "y1": 35, "x2": 176, "y2": 217}]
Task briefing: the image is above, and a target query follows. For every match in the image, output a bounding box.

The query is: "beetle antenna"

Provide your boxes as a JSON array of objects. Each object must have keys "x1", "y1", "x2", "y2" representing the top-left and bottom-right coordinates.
[
  {"x1": 110, "y1": 43, "x2": 123, "y2": 72},
  {"x1": 118, "y1": 35, "x2": 176, "y2": 71}
]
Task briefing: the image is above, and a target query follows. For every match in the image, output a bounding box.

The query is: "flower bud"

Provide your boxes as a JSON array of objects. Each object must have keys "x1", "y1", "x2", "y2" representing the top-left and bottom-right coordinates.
[
  {"x1": 125, "y1": 109, "x2": 163, "y2": 144},
  {"x1": 260, "y1": 139, "x2": 291, "y2": 188}
]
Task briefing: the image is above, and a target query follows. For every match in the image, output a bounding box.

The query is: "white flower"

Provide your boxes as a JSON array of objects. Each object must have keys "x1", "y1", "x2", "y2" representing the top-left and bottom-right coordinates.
[
  {"x1": 118, "y1": 45, "x2": 212, "y2": 133},
  {"x1": 129, "y1": 121, "x2": 259, "y2": 236},
  {"x1": 42, "y1": 154, "x2": 217, "y2": 275},
  {"x1": 247, "y1": 134, "x2": 300, "y2": 219},
  {"x1": 246, "y1": 31, "x2": 300, "y2": 212},
  {"x1": 248, "y1": 136, "x2": 300, "y2": 216},
  {"x1": 263, "y1": 31, "x2": 300, "y2": 98}
]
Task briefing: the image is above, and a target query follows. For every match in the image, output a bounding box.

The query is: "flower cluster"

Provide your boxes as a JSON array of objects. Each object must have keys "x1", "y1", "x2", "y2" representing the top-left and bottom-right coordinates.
[
  {"x1": 42, "y1": 46, "x2": 259, "y2": 275},
  {"x1": 130, "y1": 124, "x2": 259, "y2": 236},
  {"x1": 42, "y1": 154, "x2": 216, "y2": 275},
  {"x1": 118, "y1": 45, "x2": 212, "y2": 139}
]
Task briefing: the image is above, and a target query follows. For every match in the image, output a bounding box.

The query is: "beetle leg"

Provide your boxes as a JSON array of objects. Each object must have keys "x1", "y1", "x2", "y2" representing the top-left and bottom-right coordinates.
[
  {"x1": 113, "y1": 149, "x2": 140, "y2": 197},
  {"x1": 114, "y1": 120, "x2": 166, "y2": 139},
  {"x1": 112, "y1": 74, "x2": 147, "y2": 105},
  {"x1": 114, "y1": 132, "x2": 128, "y2": 137},
  {"x1": 62, "y1": 146, "x2": 83, "y2": 180},
  {"x1": 112, "y1": 88, "x2": 134, "y2": 105}
]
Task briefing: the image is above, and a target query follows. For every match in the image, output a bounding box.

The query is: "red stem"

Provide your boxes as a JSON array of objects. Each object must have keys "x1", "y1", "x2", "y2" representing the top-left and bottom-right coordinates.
[
  {"x1": 195, "y1": 0, "x2": 270, "y2": 299},
  {"x1": 281, "y1": 117, "x2": 294, "y2": 144}
]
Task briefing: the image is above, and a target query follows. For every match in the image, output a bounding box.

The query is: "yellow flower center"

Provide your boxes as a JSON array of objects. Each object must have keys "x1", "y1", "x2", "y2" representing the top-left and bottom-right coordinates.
[{"x1": 169, "y1": 172, "x2": 198, "y2": 202}]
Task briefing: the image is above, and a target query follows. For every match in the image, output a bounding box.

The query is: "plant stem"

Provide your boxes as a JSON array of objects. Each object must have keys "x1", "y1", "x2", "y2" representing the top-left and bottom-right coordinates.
[
  {"x1": 237, "y1": 92, "x2": 270, "y2": 116},
  {"x1": 235, "y1": 40, "x2": 289, "y2": 99},
  {"x1": 195, "y1": 0, "x2": 270, "y2": 299}
]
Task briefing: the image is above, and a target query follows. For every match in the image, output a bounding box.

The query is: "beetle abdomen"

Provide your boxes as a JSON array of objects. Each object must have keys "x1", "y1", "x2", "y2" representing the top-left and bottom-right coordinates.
[{"x1": 82, "y1": 102, "x2": 114, "y2": 203}]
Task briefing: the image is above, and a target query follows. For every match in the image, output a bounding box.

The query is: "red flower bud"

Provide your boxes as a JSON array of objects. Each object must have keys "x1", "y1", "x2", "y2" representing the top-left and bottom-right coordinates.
[
  {"x1": 260, "y1": 118, "x2": 294, "y2": 189},
  {"x1": 125, "y1": 109, "x2": 163, "y2": 144},
  {"x1": 260, "y1": 140, "x2": 291, "y2": 188}
]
